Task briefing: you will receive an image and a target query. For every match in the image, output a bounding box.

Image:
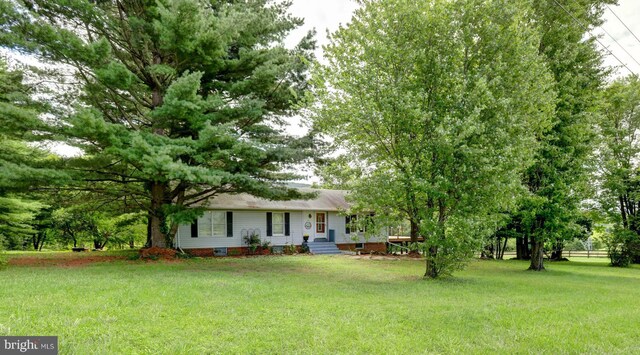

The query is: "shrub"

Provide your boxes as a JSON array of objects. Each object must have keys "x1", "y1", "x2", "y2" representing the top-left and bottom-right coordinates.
[
  {"x1": 243, "y1": 233, "x2": 262, "y2": 254},
  {"x1": 283, "y1": 244, "x2": 297, "y2": 255},
  {"x1": 261, "y1": 240, "x2": 272, "y2": 253},
  {"x1": 605, "y1": 228, "x2": 638, "y2": 267}
]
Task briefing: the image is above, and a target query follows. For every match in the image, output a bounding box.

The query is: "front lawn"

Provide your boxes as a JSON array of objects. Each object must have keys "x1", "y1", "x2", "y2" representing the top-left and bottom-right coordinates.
[{"x1": 0, "y1": 253, "x2": 639, "y2": 353}]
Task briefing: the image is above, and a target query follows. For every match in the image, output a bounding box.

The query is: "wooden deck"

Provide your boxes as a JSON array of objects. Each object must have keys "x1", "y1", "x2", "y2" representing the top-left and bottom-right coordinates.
[{"x1": 387, "y1": 235, "x2": 423, "y2": 243}]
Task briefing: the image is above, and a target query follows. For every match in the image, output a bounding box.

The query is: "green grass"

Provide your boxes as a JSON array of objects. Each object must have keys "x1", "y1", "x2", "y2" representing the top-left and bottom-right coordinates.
[{"x1": 1, "y1": 254, "x2": 639, "y2": 354}]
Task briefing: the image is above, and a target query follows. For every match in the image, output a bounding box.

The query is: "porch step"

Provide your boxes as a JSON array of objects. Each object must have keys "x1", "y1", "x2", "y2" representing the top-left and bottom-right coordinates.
[{"x1": 306, "y1": 242, "x2": 342, "y2": 255}]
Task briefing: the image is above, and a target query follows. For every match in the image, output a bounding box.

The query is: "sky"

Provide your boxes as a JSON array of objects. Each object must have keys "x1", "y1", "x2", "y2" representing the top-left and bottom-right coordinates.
[
  {"x1": 4, "y1": 0, "x2": 639, "y2": 180},
  {"x1": 594, "y1": 1, "x2": 640, "y2": 78},
  {"x1": 287, "y1": 0, "x2": 640, "y2": 77},
  {"x1": 284, "y1": 0, "x2": 640, "y2": 182}
]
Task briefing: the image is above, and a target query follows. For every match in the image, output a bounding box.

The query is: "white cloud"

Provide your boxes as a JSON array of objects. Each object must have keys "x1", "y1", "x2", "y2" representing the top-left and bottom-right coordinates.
[{"x1": 286, "y1": 0, "x2": 360, "y2": 61}]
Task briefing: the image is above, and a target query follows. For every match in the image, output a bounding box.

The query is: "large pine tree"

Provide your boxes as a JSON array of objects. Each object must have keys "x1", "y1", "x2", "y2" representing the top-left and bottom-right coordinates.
[
  {"x1": 0, "y1": 59, "x2": 60, "y2": 243},
  {"x1": 0, "y1": 0, "x2": 316, "y2": 247}
]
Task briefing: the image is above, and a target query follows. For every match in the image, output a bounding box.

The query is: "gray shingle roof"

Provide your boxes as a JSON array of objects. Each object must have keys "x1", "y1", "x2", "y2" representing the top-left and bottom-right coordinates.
[{"x1": 200, "y1": 189, "x2": 350, "y2": 211}]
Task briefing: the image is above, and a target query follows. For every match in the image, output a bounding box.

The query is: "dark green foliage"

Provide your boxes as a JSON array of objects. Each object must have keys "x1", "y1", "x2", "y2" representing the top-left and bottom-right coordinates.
[
  {"x1": 597, "y1": 75, "x2": 640, "y2": 265},
  {"x1": 0, "y1": 0, "x2": 317, "y2": 247},
  {"x1": 244, "y1": 232, "x2": 261, "y2": 254},
  {"x1": 0, "y1": 60, "x2": 59, "y2": 242},
  {"x1": 605, "y1": 228, "x2": 639, "y2": 267},
  {"x1": 503, "y1": 0, "x2": 615, "y2": 270}
]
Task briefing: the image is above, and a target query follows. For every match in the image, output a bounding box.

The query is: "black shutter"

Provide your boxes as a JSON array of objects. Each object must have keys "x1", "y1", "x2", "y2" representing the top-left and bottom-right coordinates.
[
  {"x1": 266, "y1": 212, "x2": 272, "y2": 237},
  {"x1": 345, "y1": 215, "x2": 351, "y2": 234},
  {"x1": 226, "y1": 211, "x2": 233, "y2": 237},
  {"x1": 284, "y1": 212, "x2": 290, "y2": 236},
  {"x1": 191, "y1": 219, "x2": 198, "y2": 238}
]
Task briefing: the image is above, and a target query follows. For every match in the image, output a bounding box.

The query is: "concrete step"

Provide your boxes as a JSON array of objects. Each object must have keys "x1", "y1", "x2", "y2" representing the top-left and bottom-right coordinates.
[{"x1": 306, "y1": 242, "x2": 342, "y2": 255}]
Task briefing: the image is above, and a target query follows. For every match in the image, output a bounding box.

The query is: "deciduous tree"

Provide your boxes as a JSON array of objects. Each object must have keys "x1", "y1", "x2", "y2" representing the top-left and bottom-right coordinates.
[
  {"x1": 509, "y1": 0, "x2": 614, "y2": 271},
  {"x1": 313, "y1": 0, "x2": 555, "y2": 278},
  {"x1": 597, "y1": 75, "x2": 640, "y2": 266}
]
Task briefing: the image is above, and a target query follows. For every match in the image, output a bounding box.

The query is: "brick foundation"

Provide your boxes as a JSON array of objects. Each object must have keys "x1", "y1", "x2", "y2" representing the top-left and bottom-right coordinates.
[
  {"x1": 227, "y1": 247, "x2": 248, "y2": 256},
  {"x1": 184, "y1": 243, "x2": 387, "y2": 257},
  {"x1": 184, "y1": 248, "x2": 215, "y2": 257}
]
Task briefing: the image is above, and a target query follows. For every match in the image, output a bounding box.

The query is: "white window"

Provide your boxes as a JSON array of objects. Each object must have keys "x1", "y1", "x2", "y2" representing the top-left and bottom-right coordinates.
[
  {"x1": 198, "y1": 211, "x2": 226, "y2": 237},
  {"x1": 272, "y1": 212, "x2": 285, "y2": 236},
  {"x1": 212, "y1": 211, "x2": 225, "y2": 237},
  {"x1": 316, "y1": 212, "x2": 326, "y2": 233}
]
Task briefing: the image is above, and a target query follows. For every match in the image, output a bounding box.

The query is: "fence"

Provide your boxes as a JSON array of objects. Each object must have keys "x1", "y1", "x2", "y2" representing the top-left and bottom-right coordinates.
[{"x1": 502, "y1": 250, "x2": 608, "y2": 259}]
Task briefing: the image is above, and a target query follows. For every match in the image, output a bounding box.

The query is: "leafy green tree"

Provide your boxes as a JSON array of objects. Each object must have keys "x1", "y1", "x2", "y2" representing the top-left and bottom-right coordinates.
[
  {"x1": 49, "y1": 208, "x2": 93, "y2": 249},
  {"x1": 0, "y1": 0, "x2": 316, "y2": 247},
  {"x1": 597, "y1": 75, "x2": 640, "y2": 266},
  {"x1": 313, "y1": 0, "x2": 555, "y2": 278},
  {"x1": 510, "y1": 0, "x2": 614, "y2": 271}
]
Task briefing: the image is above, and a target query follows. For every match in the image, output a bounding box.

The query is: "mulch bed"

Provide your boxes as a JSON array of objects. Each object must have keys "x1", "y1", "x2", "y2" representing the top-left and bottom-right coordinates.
[{"x1": 8, "y1": 255, "x2": 126, "y2": 268}]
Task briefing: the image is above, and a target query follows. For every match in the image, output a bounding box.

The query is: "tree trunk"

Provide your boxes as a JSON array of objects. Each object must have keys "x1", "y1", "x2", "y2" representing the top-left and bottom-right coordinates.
[
  {"x1": 38, "y1": 234, "x2": 45, "y2": 251},
  {"x1": 149, "y1": 212, "x2": 167, "y2": 248},
  {"x1": 145, "y1": 214, "x2": 152, "y2": 248},
  {"x1": 32, "y1": 232, "x2": 45, "y2": 251},
  {"x1": 424, "y1": 246, "x2": 439, "y2": 278},
  {"x1": 408, "y1": 218, "x2": 420, "y2": 255},
  {"x1": 149, "y1": 181, "x2": 170, "y2": 248},
  {"x1": 425, "y1": 218, "x2": 445, "y2": 279},
  {"x1": 529, "y1": 240, "x2": 545, "y2": 271},
  {"x1": 498, "y1": 237, "x2": 507, "y2": 260},
  {"x1": 409, "y1": 219, "x2": 419, "y2": 243},
  {"x1": 516, "y1": 236, "x2": 530, "y2": 260},
  {"x1": 32, "y1": 235, "x2": 38, "y2": 250},
  {"x1": 619, "y1": 195, "x2": 628, "y2": 229},
  {"x1": 481, "y1": 243, "x2": 494, "y2": 259},
  {"x1": 550, "y1": 242, "x2": 564, "y2": 260}
]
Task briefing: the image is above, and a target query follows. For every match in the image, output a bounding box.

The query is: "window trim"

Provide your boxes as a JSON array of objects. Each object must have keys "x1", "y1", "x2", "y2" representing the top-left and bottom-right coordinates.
[
  {"x1": 267, "y1": 212, "x2": 290, "y2": 237},
  {"x1": 198, "y1": 211, "x2": 228, "y2": 238},
  {"x1": 272, "y1": 212, "x2": 285, "y2": 237}
]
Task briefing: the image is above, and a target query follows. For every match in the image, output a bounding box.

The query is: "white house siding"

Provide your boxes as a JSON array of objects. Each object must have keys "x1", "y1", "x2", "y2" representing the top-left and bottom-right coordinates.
[
  {"x1": 176, "y1": 210, "x2": 305, "y2": 249},
  {"x1": 176, "y1": 210, "x2": 386, "y2": 249}
]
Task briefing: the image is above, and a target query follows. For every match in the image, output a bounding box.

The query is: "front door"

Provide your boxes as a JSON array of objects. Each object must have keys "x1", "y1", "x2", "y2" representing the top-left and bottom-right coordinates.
[{"x1": 315, "y1": 212, "x2": 327, "y2": 240}]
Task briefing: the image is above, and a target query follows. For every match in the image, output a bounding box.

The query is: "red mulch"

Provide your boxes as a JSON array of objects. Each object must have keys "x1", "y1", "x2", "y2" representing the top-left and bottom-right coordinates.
[
  {"x1": 8, "y1": 255, "x2": 126, "y2": 268},
  {"x1": 139, "y1": 247, "x2": 177, "y2": 259}
]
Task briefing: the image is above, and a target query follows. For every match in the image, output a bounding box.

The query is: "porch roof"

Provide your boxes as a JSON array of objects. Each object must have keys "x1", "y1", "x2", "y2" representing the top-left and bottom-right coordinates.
[{"x1": 201, "y1": 188, "x2": 351, "y2": 212}]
